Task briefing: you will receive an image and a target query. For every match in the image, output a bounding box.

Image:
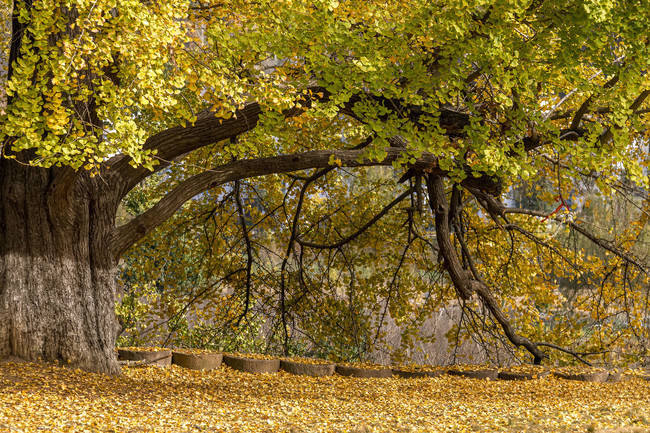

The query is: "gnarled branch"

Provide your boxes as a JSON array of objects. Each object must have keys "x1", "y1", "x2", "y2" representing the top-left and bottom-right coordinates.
[{"x1": 426, "y1": 174, "x2": 548, "y2": 363}]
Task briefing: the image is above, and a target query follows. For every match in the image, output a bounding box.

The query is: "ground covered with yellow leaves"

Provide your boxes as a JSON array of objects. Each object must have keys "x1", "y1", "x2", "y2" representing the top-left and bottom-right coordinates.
[{"x1": 1, "y1": 361, "x2": 649, "y2": 433}]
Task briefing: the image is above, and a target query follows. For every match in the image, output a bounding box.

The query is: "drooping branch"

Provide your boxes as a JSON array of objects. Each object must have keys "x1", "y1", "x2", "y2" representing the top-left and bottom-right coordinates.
[
  {"x1": 132, "y1": 267, "x2": 246, "y2": 343},
  {"x1": 470, "y1": 282, "x2": 548, "y2": 364},
  {"x1": 234, "y1": 179, "x2": 254, "y2": 321},
  {"x1": 370, "y1": 232, "x2": 416, "y2": 351},
  {"x1": 110, "y1": 147, "x2": 501, "y2": 258},
  {"x1": 278, "y1": 134, "x2": 375, "y2": 318},
  {"x1": 278, "y1": 165, "x2": 336, "y2": 354},
  {"x1": 426, "y1": 174, "x2": 549, "y2": 363},
  {"x1": 453, "y1": 186, "x2": 643, "y2": 364},
  {"x1": 425, "y1": 175, "x2": 474, "y2": 300},
  {"x1": 466, "y1": 188, "x2": 588, "y2": 276}
]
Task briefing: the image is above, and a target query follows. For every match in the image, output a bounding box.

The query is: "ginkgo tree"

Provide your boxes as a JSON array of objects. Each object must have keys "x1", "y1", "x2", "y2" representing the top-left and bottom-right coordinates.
[{"x1": 1, "y1": 0, "x2": 649, "y2": 374}]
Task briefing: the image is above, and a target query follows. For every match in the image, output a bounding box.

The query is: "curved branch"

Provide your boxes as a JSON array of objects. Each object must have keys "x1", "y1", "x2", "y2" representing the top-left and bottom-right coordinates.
[
  {"x1": 109, "y1": 100, "x2": 270, "y2": 194},
  {"x1": 111, "y1": 147, "x2": 459, "y2": 258},
  {"x1": 111, "y1": 145, "x2": 504, "y2": 258},
  {"x1": 426, "y1": 175, "x2": 548, "y2": 363},
  {"x1": 426, "y1": 175, "x2": 474, "y2": 300},
  {"x1": 470, "y1": 281, "x2": 548, "y2": 364},
  {"x1": 107, "y1": 87, "x2": 499, "y2": 199}
]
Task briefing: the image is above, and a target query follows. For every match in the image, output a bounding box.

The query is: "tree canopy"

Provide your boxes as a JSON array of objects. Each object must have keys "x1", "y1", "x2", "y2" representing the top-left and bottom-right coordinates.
[{"x1": 1, "y1": 0, "x2": 650, "y2": 372}]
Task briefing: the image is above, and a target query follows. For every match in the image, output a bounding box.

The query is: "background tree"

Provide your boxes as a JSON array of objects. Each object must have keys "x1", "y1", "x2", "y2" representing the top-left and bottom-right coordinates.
[{"x1": 1, "y1": 0, "x2": 650, "y2": 374}]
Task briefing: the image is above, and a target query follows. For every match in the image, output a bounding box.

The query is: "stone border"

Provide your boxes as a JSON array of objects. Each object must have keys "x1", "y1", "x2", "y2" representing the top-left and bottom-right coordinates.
[
  {"x1": 499, "y1": 370, "x2": 550, "y2": 381},
  {"x1": 448, "y1": 368, "x2": 499, "y2": 380},
  {"x1": 335, "y1": 365, "x2": 393, "y2": 378},
  {"x1": 172, "y1": 351, "x2": 223, "y2": 371},
  {"x1": 223, "y1": 355, "x2": 280, "y2": 374},
  {"x1": 392, "y1": 368, "x2": 446, "y2": 379},
  {"x1": 117, "y1": 348, "x2": 172, "y2": 366},
  {"x1": 553, "y1": 370, "x2": 609, "y2": 383},
  {"x1": 112, "y1": 348, "x2": 637, "y2": 383},
  {"x1": 280, "y1": 360, "x2": 336, "y2": 377}
]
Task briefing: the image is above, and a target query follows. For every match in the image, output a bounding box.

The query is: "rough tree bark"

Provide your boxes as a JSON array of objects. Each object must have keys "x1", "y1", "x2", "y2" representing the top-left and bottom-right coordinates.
[{"x1": 0, "y1": 159, "x2": 122, "y2": 374}]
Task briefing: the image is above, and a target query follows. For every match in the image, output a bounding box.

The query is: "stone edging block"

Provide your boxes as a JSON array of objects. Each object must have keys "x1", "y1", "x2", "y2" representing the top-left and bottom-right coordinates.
[
  {"x1": 172, "y1": 351, "x2": 223, "y2": 371},
  {"x1": 223, "y1": 355, "x2": 280, "y2": 374},
  {"x1": 335, "y1": 365, "x2": 392, "y2": 378},
  {"x1": 498, "y1": 370, "x2": 550, "y2": 381},
  {"x1": 392, "y1": 368, "x2": 445, "y2": 379},
  {"x1": 553, "y1": 370, "x2": 609, "y2": 382},
  {"x1": 448, "y1": 368, "x2": 499, "y2": 380}
]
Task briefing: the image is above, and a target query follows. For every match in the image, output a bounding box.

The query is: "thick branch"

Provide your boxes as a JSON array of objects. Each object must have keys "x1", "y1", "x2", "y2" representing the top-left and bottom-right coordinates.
[
  {"x1": 599, "y1": 89, "x2": 650, "y2": 145},
  {"x1": 470, "y1": 281, "x2": 548, "y2": 364},
  {"x1": 426, "y1": 175, "x2": 548, "y2": 363},
  {"x1": 108, "y1": 88, "x2": 492, "y2": 199},
  {"x1": 111, "y1": 147, "x2": 485, "y2": 258},
  {"x1": 110, "y1": 100, "x2": 271, "y2": 194},
  {"x1": 569, "y1": 75, "x2": 620, "y2": 130},
  {"x1": 425, "y1": 175, "x2": 474, "y2": 300}
]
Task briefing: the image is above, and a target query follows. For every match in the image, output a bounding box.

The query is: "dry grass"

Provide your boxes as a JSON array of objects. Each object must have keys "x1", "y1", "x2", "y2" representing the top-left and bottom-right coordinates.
[{"x1": 1, "y1": 360, "x2": 649, "y2": 432}]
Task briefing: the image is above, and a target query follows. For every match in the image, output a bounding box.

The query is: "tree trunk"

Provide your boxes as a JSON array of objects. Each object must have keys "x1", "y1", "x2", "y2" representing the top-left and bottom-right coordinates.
[{"x1": 0, "y1": 159, "x2": 121, "y2": 374}]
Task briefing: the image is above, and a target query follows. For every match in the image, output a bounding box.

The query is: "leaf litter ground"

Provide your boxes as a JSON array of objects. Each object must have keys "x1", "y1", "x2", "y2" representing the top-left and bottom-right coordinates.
[{"x1": 1, "y1": 361, "x2": 649, "y2": 432}]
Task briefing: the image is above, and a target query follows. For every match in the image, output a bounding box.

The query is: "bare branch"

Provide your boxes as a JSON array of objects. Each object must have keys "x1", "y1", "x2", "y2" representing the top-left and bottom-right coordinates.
[
  {"x1": 234, "y1": 179, "x2": 254, "y2": 322},
  {"x1": 279, "y1": 165, "x2": 336, "y2": 354},
  {"x1": 504, "y1": 207, "x2": 649, "y2": 274},
  {"x1": 296, "y1": 186, "x2": 415, "y2": 250}
]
